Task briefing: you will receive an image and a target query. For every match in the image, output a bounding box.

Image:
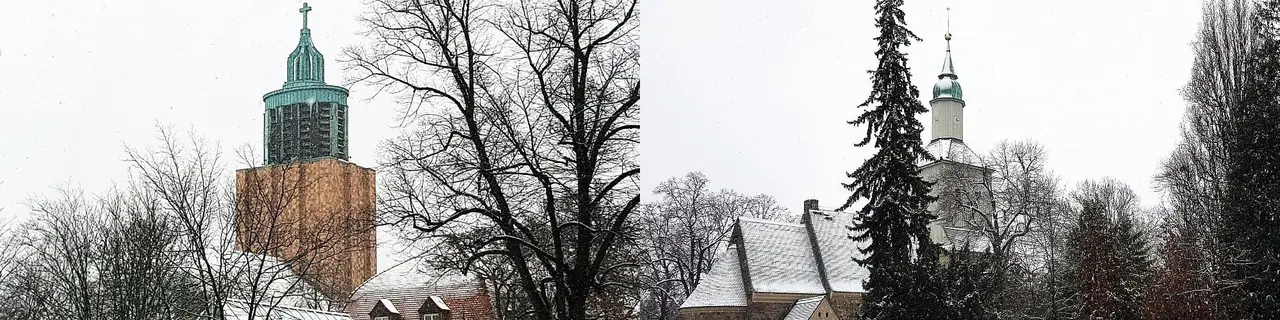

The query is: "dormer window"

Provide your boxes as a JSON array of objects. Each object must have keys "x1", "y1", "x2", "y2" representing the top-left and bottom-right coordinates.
[{"x1": 417, "y1": 295, "x2": 450, "y2": 320}]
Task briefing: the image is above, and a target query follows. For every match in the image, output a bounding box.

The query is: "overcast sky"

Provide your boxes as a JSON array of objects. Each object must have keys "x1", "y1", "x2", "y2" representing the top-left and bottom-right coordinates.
[
  {"x1": 0, "y1": 0, "x2": 418, "y2": 267},
  {"x1": 1, "y1": 0, "x2": 1206, "y2": 246},
  {"x1": 643, "y1": 0, "x2": 1203, "y2": 215}
]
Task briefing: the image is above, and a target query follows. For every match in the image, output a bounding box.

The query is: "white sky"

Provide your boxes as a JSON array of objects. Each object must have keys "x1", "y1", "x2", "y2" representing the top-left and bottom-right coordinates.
[
  {"x1": 0, "y1": 1, "x2": 413, "y2": 267},
  {"x1": 642, "y1": 0, "x2": 1203, "y2": 215},
  {"x1": 0, "y1": 0, "x2": 1204, "y2": 248}
]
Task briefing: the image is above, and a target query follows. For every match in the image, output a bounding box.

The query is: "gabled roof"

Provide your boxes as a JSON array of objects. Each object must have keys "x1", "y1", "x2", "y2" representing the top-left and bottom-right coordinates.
[
  {"x1": 737, "y1": 217, "x2": 826, "y2": 295},
  {"x1": 806, "y1": 210, "x2": 870, "y2": 293},
  {"x1": 681, "y1": 212, "x2": 875, "y2": 310},
  {"x1": 344, "y1": 260, "x2": 494, "y2": 320},
  {"x1": 679, "y1": 244, "x2": 749, "y2": 309},
  {"x1": 782, "y1": 296, "x2": 826, "y2": 320},
  {"x1": 374, "y1": 299, "x2": 398, "y2": 314},
  {"x1": 426, "y1": 296, "x2": 449, "y2": 311}
]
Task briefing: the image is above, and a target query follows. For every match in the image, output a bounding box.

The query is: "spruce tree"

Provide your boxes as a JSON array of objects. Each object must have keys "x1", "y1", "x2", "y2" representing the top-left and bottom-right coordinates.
[
  {"x1": 1061, "y1": 180, "x2": 1153, "y2": 320},
  {"x1": 838, "y1": 0, "x2": 938, "y2": 318},
  {"x1": 1221, "y1": 0, "x2": 1280, "y2": 314},
  {"x1": 1109, "y1": 207, "x2": 1152, "y2": 320}
]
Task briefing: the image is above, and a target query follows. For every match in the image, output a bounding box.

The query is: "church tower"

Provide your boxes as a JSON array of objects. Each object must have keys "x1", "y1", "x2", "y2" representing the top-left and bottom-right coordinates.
[
  {"x1": 263, "y1": 2, "x2": 350, "y2": 164},
  {"x1": 920, "y1": 9, "x2": 979, "y2": 168},
  {"x1": 919, "y1": 10, "x2": 987, "y2": 250},
  {"x1": 235, "y1": 3, "x2": 377, "y2": 302},
  {"x1": 930, "y1": 22, "x2": 964, "y2": 141}
]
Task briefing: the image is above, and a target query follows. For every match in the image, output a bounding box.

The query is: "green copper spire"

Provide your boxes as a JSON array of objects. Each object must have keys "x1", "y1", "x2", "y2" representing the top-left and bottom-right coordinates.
[
  {"x1": 286, "y1": 3, "x2": 325, "y2": 86},
  {"x1": 932, "y1": 8, "x2": 962, "y2": 100},
  {"x1": 263, "y1": 3, "x2": 351, "y2": 165}
]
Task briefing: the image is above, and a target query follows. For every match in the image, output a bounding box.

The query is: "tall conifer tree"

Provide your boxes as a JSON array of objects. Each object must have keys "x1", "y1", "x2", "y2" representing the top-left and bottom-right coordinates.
[
  {"x1": 838, "y1": 0, "x2": 939, "y2": 318},
  {"x1": 1222, "y1": 0, "x2": 1280, "y2": 314}
]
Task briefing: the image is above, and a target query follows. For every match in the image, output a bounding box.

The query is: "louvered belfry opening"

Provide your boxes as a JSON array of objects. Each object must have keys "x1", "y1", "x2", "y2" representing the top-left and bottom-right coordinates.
[{"x1": 267, "y1": 101, "x2": 348, "y2": 165}]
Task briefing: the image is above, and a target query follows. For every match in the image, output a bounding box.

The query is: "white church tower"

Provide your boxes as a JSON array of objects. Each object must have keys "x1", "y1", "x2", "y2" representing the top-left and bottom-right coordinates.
[
  {"x1": 920, "y1": 10, "x2": 988, "y2": 251},
  {"x1": 920, "y1": 9, "x2": 979, "y2": 168},
  {"x1": 930, "y1": 30, "x2": 964, "y2": 141}
]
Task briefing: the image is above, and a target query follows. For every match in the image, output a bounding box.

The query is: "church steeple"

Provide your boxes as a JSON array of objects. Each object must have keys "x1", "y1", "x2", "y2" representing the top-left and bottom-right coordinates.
[
  {"x1": 262, "y1": 3, "x2": 351, "y2": 165},
  {"x1": 930, "y1": 7, "x2": 965, "y2": 141},
  {"x1": 932, "y1": 9, "x2": 962, "y2": 101},
  {"x1": 286, "y1": 2, "x2": 325, "y2": 86}
]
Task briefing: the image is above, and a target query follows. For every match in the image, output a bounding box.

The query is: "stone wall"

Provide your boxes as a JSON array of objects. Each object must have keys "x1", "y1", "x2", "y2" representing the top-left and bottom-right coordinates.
[
  {"x1": 680, "y1": 307, "x2": 748, "y2": 320},
  {"x1": 747, "y1": 301, "x2": 794, "y2": 320},
  {"x1": 829, "y1": 293, "x2": 864, "y2": 320}
]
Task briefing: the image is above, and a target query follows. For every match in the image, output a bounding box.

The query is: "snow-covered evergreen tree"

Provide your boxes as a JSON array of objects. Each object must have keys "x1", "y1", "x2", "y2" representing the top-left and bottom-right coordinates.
[
  {"x1": 1060, "y1": 180, "x2": 1152, "y2": 320},
  {"x1": 838, "y1": 0, "x2": 939, "y2": 318},
  {"x1": 1219, "y1": 0, "x2": 1280, "y2": 314}
]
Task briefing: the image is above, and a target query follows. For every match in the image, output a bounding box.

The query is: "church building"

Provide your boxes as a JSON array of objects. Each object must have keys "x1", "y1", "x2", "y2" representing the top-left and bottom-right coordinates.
[
  {"x1": 231, "y1": 5, "x2": 501, "y2": 320},
  {"x1": 678, "y1": 27, "x2": 988, "y2": 320},
  {"x1": 234, "y1": 2, "x2": 378, "y2": 301}
]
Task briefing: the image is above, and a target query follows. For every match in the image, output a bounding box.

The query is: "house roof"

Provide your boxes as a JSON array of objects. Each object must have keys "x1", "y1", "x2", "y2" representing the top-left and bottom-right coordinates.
[
  {"x1": 807, "y1": 210, "x2": 869, "y2": 293},
  {"x1": 782, "y1": 296, "x2": 825, "y2": 320},
  {"x1": 681, "y1": 211, "x2": 874, "y2": 310},
  {"x1": 737, "y1": 217, "x2": 826, "y2": 295},
  {"x1": 344, "y1": 260, "x2": 495, "y2": 320},
  {"x1": 216, "y1": 250, "x2": 327, "y2": 309},
  {"x1": 428, "y1": 296, "x2": 450, "y2": 310},
  {"x1": 224, "y1": 299, "x2": 353, "y2": 320},
  {"x1": 678, "y1": 244, "x2": 749, "y2": 309},
  {"x1": 375, "y1": 299, "x2": 398, "y2": 314}
]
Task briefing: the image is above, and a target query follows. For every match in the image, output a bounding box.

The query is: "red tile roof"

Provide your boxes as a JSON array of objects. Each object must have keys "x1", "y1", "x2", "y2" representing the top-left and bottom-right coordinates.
[{"x1": 343, "y1": 262, "x2": 496, "y2": 320}]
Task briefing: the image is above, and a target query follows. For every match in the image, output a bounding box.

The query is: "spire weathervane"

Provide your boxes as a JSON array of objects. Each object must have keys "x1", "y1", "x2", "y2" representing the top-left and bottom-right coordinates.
[
  {"x1": 300, "y1": 3, "x2": 312, "y2": 29},
  {"x1": 945, "y1": 7, "x2": 952, "y2": 42},
  {"x1": 939, "y1": 6, "x2": 956, "y2": 79}
]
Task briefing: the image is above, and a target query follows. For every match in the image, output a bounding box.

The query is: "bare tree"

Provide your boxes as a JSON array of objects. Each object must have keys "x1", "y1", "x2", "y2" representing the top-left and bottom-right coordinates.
[
  {"x1": 95, "y1": 187, "x2": 204, "y2": 318},
  {"x1": 1151, "y1": 1, "x2": 1253, "y2": 317},
  {"x1": 0, "y1": 186, "x2": 201, "y2": 320},
  {"x1": 124, "y1": 126, "x2": 357, "y2": 318},
  {"x1": 346, "y1": 0, "x2": 639, "y2": 318},
  {"x1": 931, "y1": 140, "x2": 1062, "y2": 317},
  {"x1": 633, "y1": 172, "x2": 787, "y2": 320}
]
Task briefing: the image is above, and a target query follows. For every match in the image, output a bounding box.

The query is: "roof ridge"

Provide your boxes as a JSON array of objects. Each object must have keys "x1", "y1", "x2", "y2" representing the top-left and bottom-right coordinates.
[
  {"x1": 737, "y1": 216, "x2": 802, "y2": 227},
  {"x1": 796, "y1": 295, "x2": 826, "y2": 303},
  {"x1": 225, "y1": 298, "x2": 352, "y2": 317}
]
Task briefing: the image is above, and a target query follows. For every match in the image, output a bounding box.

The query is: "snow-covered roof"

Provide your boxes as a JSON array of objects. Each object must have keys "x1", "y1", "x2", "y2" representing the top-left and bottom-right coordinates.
[
  {"x1": 217, "y1": 251, "x2": 327, "y2": 309},
  {"x1": 679, "y1": 244, "x2": 749, "y2": 309},
  {"x1": 344, "y1": 259, "x2": 493, "y2": 320},
  {"x1": 782, "y1": 296, "x2": 825, "y2": 320},
  {"x1": 922, "y1": 138, "x2": 982, "y2": 167},
  {"x1": 376, "y1": 299, "x2": 398, "y2": 314},
  {"x1": 737, "y1": 217, "x2": 826, "y2": 295},
  {"x1": 940, "y1": 226, "x2": 991, "y2": 253},
  {"x1": 427, "y1": 296, "x2": 449, "y2": 310},
  {"x1": 223, "y1": 299, "x2": 353, "y2": 320},
  {"x1": 807, "y1": 210, "x2": 870, "y2": 293}
]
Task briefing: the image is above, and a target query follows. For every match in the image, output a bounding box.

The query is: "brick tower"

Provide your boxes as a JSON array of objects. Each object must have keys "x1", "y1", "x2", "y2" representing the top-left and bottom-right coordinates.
[{"x1": 235, "y1": 2, "x2": 376, "y2": 301}]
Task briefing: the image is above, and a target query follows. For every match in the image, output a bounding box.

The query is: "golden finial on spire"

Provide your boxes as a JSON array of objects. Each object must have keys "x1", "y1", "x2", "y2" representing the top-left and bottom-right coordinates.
[{"x1": 945, "y1": 7, "x2": 952, "y2": 41}]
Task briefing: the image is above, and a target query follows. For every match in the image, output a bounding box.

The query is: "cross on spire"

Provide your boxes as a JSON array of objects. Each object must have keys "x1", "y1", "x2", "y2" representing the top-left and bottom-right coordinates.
[{"x1": 300, "y1": 3, "x2": 312, "y2": 29}]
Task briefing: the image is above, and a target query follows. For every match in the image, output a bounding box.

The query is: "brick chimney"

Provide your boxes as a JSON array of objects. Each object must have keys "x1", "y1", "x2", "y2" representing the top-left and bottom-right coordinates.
[{"x1": 803, "y1": 199, "x2": 819, "y2": 214}]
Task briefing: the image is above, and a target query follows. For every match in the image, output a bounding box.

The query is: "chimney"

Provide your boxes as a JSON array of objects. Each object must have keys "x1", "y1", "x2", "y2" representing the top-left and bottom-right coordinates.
[{"x1": 803, "y1": 199, "x2": 819, "y2": 215}]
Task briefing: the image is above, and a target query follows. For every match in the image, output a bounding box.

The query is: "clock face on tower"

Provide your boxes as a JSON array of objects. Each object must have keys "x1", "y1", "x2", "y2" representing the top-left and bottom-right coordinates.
[{"x1": 955, "y1": 117, "x2": 960, "y2": 123}]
